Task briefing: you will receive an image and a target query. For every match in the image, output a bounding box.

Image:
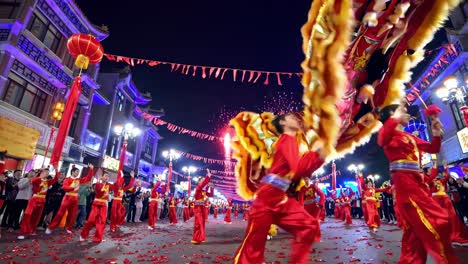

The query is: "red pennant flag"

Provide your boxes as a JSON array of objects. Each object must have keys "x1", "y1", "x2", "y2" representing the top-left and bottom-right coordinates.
[
  {"x1": 215, "y1": 68, "x2": 222, "y2": 78},
  {"x1": 123, "y1": 57, "x2": 131, "y2": 65},
  {"x1": 220, "y1": 69, "x2": 228, "y2": 80},
  {"x1": 181, "y1": 65, "x2": 187, "y2": 74},
  {"x1": 148, "y1": 61, "x2": 160, "y2": 67},
  {"x1": 175, "y1": 64, "x2": 181, "y2": 71},
  {"x1": 202, "y1": 67, "x2": 207, "y2": 78},
  {"x1": 248, "y1": 71, "x2": 255, "y2": 82},
  {"x1": 241, "y1": 70, "x2": 246, "y2": 82},
  {"x1": 264, "y1": 72, "x2": 270, "y2": 85},
  {"x1": 105, "y1": 54, "x2": 116, "y2": 61},
  {"x1": 253, "y1": 72, "x2": 262, "y2": 83},
  {"x1": 233, "y1": 69, "x2": 238, "y2": 82},
  {"x1": 171, "y1": 64, "x2": 176, "y2": 71},
  {"x1": 276, "y1": 73, "x2": 283, "y2": 86},
  {"x1": 192, "y1": 66, "x2": 197, "y2": 76},
  {"x1": 209, "y1": 67, "x2": 215, "y2": 77}
]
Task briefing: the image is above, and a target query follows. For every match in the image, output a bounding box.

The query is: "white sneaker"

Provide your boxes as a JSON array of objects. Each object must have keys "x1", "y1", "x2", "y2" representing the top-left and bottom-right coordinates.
[
  {"x1": 31, "y1": 233, "x2": 37, "y2": 236},
  {"x1": 148, "y1": 226, "x2": 154, "y2": 230},
  {"x1": 45, "y1": 228, "x2": 52, "y2": 235},
  {"x1": 373, "y1": 228, "x2": 378, "y2": 232},
  {"x1": 452, "y1": 241, "x2": 468, "y2": 247},
  {"x1": 17, "y1": 235, "x2": 25, "y2": 240},
  {"x1": 267, "y1": 235, "x2": 272, "y2": 240},
  {"x1": 66, "y1": 230, "x2": 73, "y2": 234},
  {"x1": 79, "y1": 236, "x2": 85, "y2": 242}
]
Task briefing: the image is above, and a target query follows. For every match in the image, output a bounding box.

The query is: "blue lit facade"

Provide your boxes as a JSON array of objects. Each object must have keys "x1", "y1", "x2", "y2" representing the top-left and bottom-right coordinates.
[
  {"x1": 409, "y1": 3, "x2": 468, "y2": 167},
  {"x1": 90, "y1": 70, "x2": 164, "y2": 183},
  {"x1": 0, "y1": 0, "x2": 108, "y2": 170}
]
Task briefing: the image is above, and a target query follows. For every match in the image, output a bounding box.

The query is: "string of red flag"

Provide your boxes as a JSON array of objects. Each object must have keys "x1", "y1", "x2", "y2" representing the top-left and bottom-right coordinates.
[
  {"x1": 136, "y1": 108, "x2": 221, "y2": 141},
  {"x1": 104, "y1": 53, "x2": 301, "y2": 86}
]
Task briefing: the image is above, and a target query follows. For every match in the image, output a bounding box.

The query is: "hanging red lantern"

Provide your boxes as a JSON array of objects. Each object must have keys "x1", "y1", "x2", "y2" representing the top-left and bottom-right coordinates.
[{"x1": 67, "y1": 34, "x2": 104, "y2": 70}]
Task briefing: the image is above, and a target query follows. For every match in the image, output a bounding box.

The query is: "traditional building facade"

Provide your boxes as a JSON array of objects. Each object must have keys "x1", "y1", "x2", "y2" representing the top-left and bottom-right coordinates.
[
  {"x1": 409, "y1": 1, "x2": 468, "y2": 165},
  {"x1": 90, "y1": 68, "x2": 164, "y2": 183},
  {"x1": 0, "y1": 0, "x2": 108, "y2": 172}
]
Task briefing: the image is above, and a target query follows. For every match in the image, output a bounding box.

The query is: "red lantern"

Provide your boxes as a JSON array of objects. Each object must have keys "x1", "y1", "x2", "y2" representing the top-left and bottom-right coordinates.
[
  {"x1": 67, "y1": 34, "x2": 104, "y2": 70},
  {"x1": 460, "y1": 106, "x2": 468, "y2": 128}
]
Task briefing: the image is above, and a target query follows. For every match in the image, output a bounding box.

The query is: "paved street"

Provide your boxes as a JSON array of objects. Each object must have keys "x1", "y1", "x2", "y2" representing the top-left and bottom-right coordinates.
[{"x1": 1, "y1": 216, "x2": 467, "y2": 263}]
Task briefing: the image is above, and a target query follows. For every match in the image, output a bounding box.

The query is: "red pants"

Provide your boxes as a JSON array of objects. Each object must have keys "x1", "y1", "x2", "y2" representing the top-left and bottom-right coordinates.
[
  {"x1": 342, "y1": 203, "x2": 352, "y2": 224},
  {"x1": 20, "y1": 197, "x2": 45, "y2": 235},
  {"x1": 203, "y1": 206, "x2": 209, "y2": 221},
  {"x1": 365, "y1": 200, "x2": 380, "y2": 229},
  {"x1": 362, "y1": 202, "x2": 369, "y2": 223},
  {"x1": 148, "y1": 201, "x2": 158, "y2": 228},
  {"x1": 80, "y1": 201, "x2": 107, "y2": 243},
  {"x1": 304, "y1": 204, "x2": 321, "y2": 242},
  {"x1": 392, "y1": 184, "x2": 459, "y2": 264},
  {"x1": 169, "y1": 207, "x2": 177, "y2": 224},
  {"x1": 183, "y1": 207, "x2": 190, "y2": 222},
  {"x1": 319, "y1": 206, "x2": 325, "y2": 221},
  {"x1": 192, "y1": 205, "x2": 206, "y2": 243},
  {"x1": 48, "y1": 195, "x2": 78, "y2": 231},
  {"x1": 213, "y1": 209, "x2": 218, "y2": 219},
  {"x1": 234, "y1": 210, "x2": 239, "y2": 218},
  {"x1": 433, "y1": 195, "x2": 468, "y2": 244},
  {"x1": 189, "y1": 207, "x2": 194, "y2": 217},
  {"x1": 304, "y1": 203, "x2": 320, "y2": 219},
  {"x1": 234, "y1": 185, "x2": 319, "y2": 264},
  {"x1": 224, "y1": 209, "x2": 232, "y2": 223},
  {"x1": 243, "y1": 210, "x2": 249, "y2": 221},
  {"x1": 110, "y1": 199, "x2": 126, "y2": 231}
]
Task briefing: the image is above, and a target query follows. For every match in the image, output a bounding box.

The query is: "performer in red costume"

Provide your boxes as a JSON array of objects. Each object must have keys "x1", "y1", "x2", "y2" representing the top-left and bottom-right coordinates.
[
  {"x1": 428, "y1": 161, "x2": 468, "y2": 246},
  {"x1": 299, "y1": 177, "x2": 324, "y2": 220},
  {"x1": 242, "y1": 203, "x2": 250, "y2": 221},
  {"x1": 18, "y1": 166, "x2": 59, "y2": 240},
  {"x1": 299, "y1": 177, "x2": 325, "y2": 241},
  {"x1": 168, "y1": 195, "x2": 178, "y2": 224},
  {"x1": 147, "y1": 176, "x2": 161, "y2": 230},
  {"x1": 224, "y1": 199, "x2": 233, "y2": 224},
  {"x1": 189, "y1": 199, "x2": 195, "y2": 218},
  {"x1": 110, "y1": 171, "x2": 135, "y2": 232},
  {"x1": 234, "y1": 204, "x2": 239, "y2": 219},
  {"x1": 183, "y1": 198, "x2": 190, "y2": 222},
  {"x1": 192, "y1": 169, "x2": 213, "y2": 244},
  {"x1": 329, "y1": 190, "x2": 341, "y2": 220},
  {"x1": 80, "y1": 172, "x2": 115, "y2": 243},
  {"x1": 378, "y1": 104, "x2": 458, "y2": 263},
  {"x1": 357, "y1": 175, "x2": 390, "y2": 232},
  {"x1": 339, "y1": 186, "x2": 354, "y2": 225},
  {"x1": 46, "y1": 164, "x2": 94, "y2": 234},
  {"x1": 213, "y1": 203, "x2": 218, "y2": 219},
  {"x1": 234, "y1": 113, "x2": 324, "y2": 264}
]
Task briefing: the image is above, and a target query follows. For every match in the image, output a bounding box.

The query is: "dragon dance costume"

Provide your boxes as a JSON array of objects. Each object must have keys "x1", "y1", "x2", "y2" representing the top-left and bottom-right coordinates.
[{"x1": 230, "y1": 0, "x2": 460, "y2": 263}]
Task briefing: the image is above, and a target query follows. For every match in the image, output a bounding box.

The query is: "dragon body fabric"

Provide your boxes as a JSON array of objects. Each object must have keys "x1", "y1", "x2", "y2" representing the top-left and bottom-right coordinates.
[{"x1": 230, "y1": 0, "x2": 461, "y2": 200}]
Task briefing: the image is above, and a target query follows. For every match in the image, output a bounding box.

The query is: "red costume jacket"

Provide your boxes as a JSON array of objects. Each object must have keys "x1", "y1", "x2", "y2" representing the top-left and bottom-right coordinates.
[
  {"x1": 62, "y1": 168, "x2": 94, "y2": 197},
  {"x1": 377, "y1": 118, "x2": 441, "y2": 202}
]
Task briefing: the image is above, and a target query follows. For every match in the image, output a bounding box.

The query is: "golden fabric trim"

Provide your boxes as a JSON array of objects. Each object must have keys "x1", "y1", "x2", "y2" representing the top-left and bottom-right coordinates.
[
  {"x1": 409, "y1": 197, "x2": 446, "y2": 261},
  {"x1": 233, "y1": 220, "x2": 255, "y2": 264}
]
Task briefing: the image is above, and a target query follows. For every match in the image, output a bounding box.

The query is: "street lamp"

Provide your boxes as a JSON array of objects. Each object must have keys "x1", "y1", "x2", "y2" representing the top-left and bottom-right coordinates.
[
  {"x1": 368, "y1": 174, "x2": 380, "y2": 182},
  {"x1": 348, "y1": 163, "x2": 364, "y2": 174},
  {"x1": 162, "y1": 149, "x2": 182, "y2": 194},
  {"x1": 182, "y1": 166, "x2": 197, "y2": 197},
  {"x1": 113, "y1": 123, "x2": 141, "y2": 173},
  {"x1": 436, "y1": 75, "x2": 468, "y2": 104},
  {"x1": 162, "y1": 149, "x2": 181, "y2": 162}
]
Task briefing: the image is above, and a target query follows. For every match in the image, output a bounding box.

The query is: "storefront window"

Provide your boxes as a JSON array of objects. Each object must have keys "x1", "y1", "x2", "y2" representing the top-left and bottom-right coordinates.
[
  {"x1": 27, "y1": 11, "x2": 63, "y2": 54},
  {"x1": 0, "y1": 0, "x2": 24, "y2": 19},
  {"x1": 449, "y1": 101, "x2": 465, "y2": 131},
  {"x1": 2, "y1": 74, "x2": 47, "y2": 118}
]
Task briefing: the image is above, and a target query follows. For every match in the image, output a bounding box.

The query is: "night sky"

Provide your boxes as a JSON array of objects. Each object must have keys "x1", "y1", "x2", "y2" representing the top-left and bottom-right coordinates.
[{"x1": 75, "y1": 1, "x2": 447, "y2": 186}]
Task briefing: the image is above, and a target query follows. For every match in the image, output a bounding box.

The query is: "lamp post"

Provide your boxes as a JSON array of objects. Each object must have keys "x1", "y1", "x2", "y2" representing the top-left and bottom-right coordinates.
[
  {"x1": 162, "y1": 149, "x2": 181, "y2": 194},
  {"x1": 347, "y1": 163, "x2": 364, "y2": 174},
  {"x1": 114, "y1": 123, "x2": 141, "y2": 176},
  {"x1": 182, "y1": 166, "x2": 197, "y2": 197}
]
